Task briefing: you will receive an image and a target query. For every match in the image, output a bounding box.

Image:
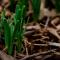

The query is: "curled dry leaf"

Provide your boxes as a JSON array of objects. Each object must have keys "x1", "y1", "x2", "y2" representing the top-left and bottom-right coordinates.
[
  {"x1": 3, "y1": 0, "x2": 10, "y2": 8},
  {"x1": 47, "y1": 27, "x2": 60, "y2": 40},
  {"x1": 51, "y1": 17, "x2": 60, "y2": 28}
]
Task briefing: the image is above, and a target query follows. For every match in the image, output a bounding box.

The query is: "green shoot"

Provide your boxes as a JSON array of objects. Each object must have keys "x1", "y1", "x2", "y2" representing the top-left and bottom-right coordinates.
[{"x1": 32, "y1": 0, "x2": 41, "y2": 20}]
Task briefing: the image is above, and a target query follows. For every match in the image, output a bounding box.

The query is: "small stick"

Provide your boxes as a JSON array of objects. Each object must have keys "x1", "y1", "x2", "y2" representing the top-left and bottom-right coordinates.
[
  {"x1": 33, "y1": 44, "x2": 48, "y2": 46},
  {"x1": 41, "y1": 55, "x2": 52, "y2": 60},
  {"x1": 32, "y1": 39, "x2": 45, "y2": 43},
  {"x1": 17, "y1": 53, "x2": 25, "y2": 57},
  {"x1": 24, "y1": 31, "x2": 34, "y2": 35},
  {"x1": 48, "y1": 42, "x2": 60, "y2": 47},
  {"x1": 24, "y1": 39, "x2": 28, "y2": 55},
  {"x1": 45, "y1": 16, "x2": 50, "y2": 29},
  {"x1": 20, "y1": 49, "x2": 56, "y2": 60}
]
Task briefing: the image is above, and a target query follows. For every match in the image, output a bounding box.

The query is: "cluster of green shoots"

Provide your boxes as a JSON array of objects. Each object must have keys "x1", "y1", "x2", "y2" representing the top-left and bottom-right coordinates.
[
  {"x1": 0, "y1": 0, "x2": 41, "y2": 55},
  {"x1": 1, "y1": 0, "x2": 27, "y2": 55}
]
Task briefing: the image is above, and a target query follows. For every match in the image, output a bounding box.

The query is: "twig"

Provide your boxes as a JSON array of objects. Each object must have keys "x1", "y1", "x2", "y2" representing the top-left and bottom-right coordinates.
[
  {"x1": 32, "y1": 34, "x2": 42, "y2": 37},
  {"x1": 19, "y1": 49, "x2": 56, "y2": 60},
  {"x1": 24, "y1": 31, "x2": 35, "y2": 35},
  {"x1": 45, "y1": 17, "x2": 50, "y2": 29},
  {"x1": 32, "y1": 39, "x2": 47, "y2": 43},
  {"x1": 26, "y1": 39, "x2": 47, "y2": 46},
  {"x1": 28, "y1": 41, "x2": 60, "y2": 47},
  {"x1": 48, "y1": 42, "x2": 60, "y2": 47},
  {"x1": 17, "y1": 53, "x2": 25, "y2": 57},
  {"x1": 24, "y1": 25, "x2": 41, "y2": 30},
  {"x1": 34, "y1": 55, "x2": 42, "y2": 60},
  {"x1": 33, "y1": 44, "x2": 48, "y2": 46},
  {"x1": 41, "y1": 55, "x2": 52, "y2": 60},
  {"x1": 54, "y1": 52, "x2": 60, "y2": 55}
]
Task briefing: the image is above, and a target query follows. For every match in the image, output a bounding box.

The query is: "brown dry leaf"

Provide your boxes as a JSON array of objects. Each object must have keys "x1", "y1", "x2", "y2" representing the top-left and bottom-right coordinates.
[
  {"x1": 51, "y1": 17, "x2": 60, "y2": 28},
  {"x1": 0, "y1": 51, "x2": 15, "y2": 60},
  {"x1": 47, "y1": 27, "x2": 60, "y2": 41},
  {"x1": 56, "y1": 24, "x2": 60, "y2": 30}
]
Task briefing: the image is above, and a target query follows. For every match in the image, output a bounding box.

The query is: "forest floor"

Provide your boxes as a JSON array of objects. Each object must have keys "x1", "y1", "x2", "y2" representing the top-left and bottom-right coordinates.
[
  {"x1": 0, "y1": 0, "x2": 60, "y2": 60},
  {"x1": 0, "y1": 14, "x2": 60, "y2": 60}
]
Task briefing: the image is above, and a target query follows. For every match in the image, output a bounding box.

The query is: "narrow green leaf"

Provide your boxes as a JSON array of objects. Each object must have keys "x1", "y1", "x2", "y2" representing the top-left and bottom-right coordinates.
[
  {"x1": 32, "y1": 0, "x2": 41, "y2": 20},
  {"x1": 13, "y1": 3, "x2": 26, "y2": 52},
  {"x1": 3, "y1": 20, "x2": 13, "y2": 55}
]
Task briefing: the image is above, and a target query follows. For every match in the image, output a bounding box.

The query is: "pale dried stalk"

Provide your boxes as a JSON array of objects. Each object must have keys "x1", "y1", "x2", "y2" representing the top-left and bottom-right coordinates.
[
  {"x1": 39, "y1": 0, "x2": 45, "y2": 19},
  {"x1": 24, "y1": 38, "x2": 29, "y2": 55}
]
